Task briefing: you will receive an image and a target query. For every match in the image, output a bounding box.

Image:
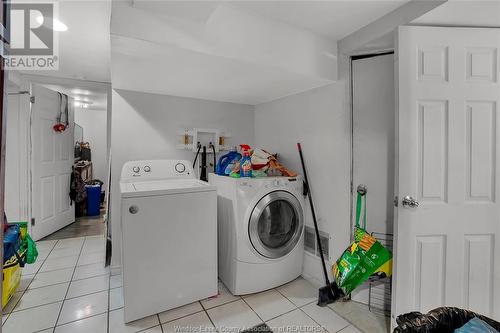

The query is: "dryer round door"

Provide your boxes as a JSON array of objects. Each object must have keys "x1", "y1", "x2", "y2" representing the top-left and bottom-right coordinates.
[{"x1": 248, "y1": 190, "x2": 304, "y2": 259}]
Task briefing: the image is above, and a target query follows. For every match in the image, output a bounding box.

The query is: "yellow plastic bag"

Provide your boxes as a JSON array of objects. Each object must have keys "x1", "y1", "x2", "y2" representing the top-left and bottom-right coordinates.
[{"x1": 2, "y1": 255, "x2": 21, "y2": 307}]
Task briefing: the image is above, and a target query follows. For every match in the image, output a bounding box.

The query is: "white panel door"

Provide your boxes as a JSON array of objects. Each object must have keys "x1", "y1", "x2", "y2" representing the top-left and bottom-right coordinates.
[
  {"x1": 31, "y1": 84, "x2": 75, "y2": 240},
  {"x1": 393, "y1": 26, "x2": 500, "y2": 324}
]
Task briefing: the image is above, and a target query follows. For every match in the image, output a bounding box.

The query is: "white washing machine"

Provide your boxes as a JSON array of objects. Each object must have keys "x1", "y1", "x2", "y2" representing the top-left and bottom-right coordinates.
[
  {"x1": 209, "y1": 174, "x2": 305, "y2": 295},
  {"x1": 120, "y1": 160, "x2": 217, "y2": 323}
]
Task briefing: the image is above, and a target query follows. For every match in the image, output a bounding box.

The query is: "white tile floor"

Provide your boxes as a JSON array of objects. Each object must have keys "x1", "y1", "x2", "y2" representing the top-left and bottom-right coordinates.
[{"x1": 2, "y1": 236, "x2": 389, "y2": 333}]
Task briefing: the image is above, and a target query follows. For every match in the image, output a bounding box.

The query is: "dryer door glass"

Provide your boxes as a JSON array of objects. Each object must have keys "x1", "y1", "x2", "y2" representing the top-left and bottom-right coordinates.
[{"x1": 249, "y1": 191, "x2": 304, "y2": 259}]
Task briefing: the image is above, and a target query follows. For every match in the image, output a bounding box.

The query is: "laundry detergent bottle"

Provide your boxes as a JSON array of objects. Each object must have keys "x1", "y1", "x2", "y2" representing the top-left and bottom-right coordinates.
[
  {"x1": 239, "y1": 144, "x2": 252, "y2": 178},
  {"x1": 216, "y1": 149, "x2": 241, "y2": 176}
]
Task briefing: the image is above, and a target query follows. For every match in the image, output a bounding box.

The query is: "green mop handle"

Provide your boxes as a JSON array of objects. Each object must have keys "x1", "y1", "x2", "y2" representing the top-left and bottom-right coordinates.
[{"x1": 355, "y1": 185, "x2": 367, "y2": 229}]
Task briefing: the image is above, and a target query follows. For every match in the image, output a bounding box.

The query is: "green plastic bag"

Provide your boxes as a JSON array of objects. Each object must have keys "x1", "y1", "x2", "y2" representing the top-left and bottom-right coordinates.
[
  {"x1": 332, "y1": 191, "x2": 392, "y2": 295},
  {"x1": 25, "y1": 234, "x2": 38, "y2": 264}
]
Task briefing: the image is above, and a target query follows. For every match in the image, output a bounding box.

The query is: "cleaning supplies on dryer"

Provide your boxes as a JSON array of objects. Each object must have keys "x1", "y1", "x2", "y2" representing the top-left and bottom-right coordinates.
[
  {"x1": 239, "y1": 144, "x2": 252, "y2": 177},
  {"x1": 214, "y1": 145, "x2": 297, "y2": 178},
  {"x1": 251, "y1": 148, "x2": 271, "y2": 171},
  {"x1": 216, "y1": 150, "x2": 241, "y2": 176}
]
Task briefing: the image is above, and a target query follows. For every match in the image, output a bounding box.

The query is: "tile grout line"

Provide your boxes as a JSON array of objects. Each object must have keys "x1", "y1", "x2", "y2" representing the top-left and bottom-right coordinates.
[
  {"x1": 6, "y1": 285, "x2": 110, "y2": 316},
  {"x1": 159, "y1": 308, "x2": 205, "y2": 325},
  {"x1": 202, "y1": 297, "x2": 241, "y2": 311},
  {"x1": 262, "y1": 303, "x2": 300, "y2": 323},
  {"x1": 16, "y1": 246, "x2": 361, "y2": 333},
  {"x1": 107, "y1": 271, "x2": 111, "y2": 333},
  {"x1": 240, "y1": 296, "x2": 265, "y2": 325},
  {"x1": 273, "y1": 285, "x2": 317, "y2": 309},
  {"x1": 325, "y1": 308, "x2": 365, "y2": 333},
  {"x1": 157, "y1": 314, "x2": 164, "y2": 333},
  {"x1": 297, "y1": 300, "x2": 354, "y2": 333},
  {"x1": 51, "y1": 237, "x2": 86, "y2": 331},
  {"x1": 272, "y1": 285, "x2": 335, "y2": 331},
  {"x1": 3, "y1": 239, "x2": 59, "y2": 320},
  {"x1": 199, "y1": 300, "x2": 219, "y2": 333},
  {"x1": 297, "y1": 306, "x2": 330, "y2": 332},
  {"x1": 3, "y1": 236, "x2": 106, "y2": 330},
  {"x1": 26, "y1": 269, "x2": 108, "y2": 294}
]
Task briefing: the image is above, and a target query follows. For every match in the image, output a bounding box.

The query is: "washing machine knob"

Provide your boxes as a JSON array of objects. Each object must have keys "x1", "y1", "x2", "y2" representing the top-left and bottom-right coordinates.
[
  {"x1": 132, "y1": 166, "x2": 140, "y2": 173},
  {"x1": 175, "y1": 163, "x2": 186, "y2": 173},
  {"x1": 144, "y1": 166, "x2": 151, "y2": 172}
]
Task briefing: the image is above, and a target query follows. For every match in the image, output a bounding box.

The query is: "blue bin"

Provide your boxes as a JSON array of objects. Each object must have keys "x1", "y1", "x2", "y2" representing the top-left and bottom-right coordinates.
[{"x1": 85, "y1": 184, "x2": 101, "y2": 216}]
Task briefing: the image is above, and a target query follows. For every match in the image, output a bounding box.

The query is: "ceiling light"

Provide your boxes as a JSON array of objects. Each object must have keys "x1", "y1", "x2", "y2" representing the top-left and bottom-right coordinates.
[
  {"x1": 71, "y1": 89, "x2": 91, "y2": 95},
  {"x1": 74, "y1": 100, "x2": 92, "y2": 109},
  {"x1": 36, "y1": 16, "x2": 68, "y2": 32}
]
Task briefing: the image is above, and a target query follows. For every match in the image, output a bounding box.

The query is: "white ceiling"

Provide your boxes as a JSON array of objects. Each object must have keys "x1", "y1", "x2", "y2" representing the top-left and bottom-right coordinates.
[
  {"x1": 131, "y1": 0, "x2": 411, "y2": 41},
  {"x1": 232, "y1": 0, "x2": 411, "y2": 40},
  {"x1": 42, "y1": 83, "x2": 107, "y2": 111},
  {"x1": 111, "y1": 35, "x2": 333, "y2": 105},
  {"x1": 18, "y1": 0, "x2": 111, "y2": 83},
  {"x1": 14, "y1": 0, "x2": 412, "y2": 90},
  {"x1": 112, "y1": 1, "x2": 414, "y2": 104},
  {"x1": 412, "y1": 0, "x2": 500, "y2": 27}
]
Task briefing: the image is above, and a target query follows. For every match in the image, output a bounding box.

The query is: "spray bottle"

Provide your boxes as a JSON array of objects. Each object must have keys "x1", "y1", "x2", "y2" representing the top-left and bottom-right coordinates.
[{"x1": 239, "y1": 144, "x2": 252, "y2": 178}]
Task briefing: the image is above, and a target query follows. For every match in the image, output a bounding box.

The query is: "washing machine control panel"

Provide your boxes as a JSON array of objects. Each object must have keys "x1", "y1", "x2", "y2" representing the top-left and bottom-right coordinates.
[
  {"x1": 263, "y1": 178, "x2": 295, "y2": 187},
  {"x1": 263, "y1": 177, "x2": 302, "y2": 194},
  {"x1": 121, "y1": 160, "x2": 194, "y2": 180}
]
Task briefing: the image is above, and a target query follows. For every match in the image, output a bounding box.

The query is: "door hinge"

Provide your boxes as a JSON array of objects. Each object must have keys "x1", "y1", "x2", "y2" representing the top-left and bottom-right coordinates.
[
  {"x1": 30, "y1": 96, "x2": 35, "y2": 103},
  {"x1": 394, "y1": 196, "x2": 399, "y2": 207},
  {"x1": 31, "y1": 218, "x2": 35, "y2": 226}
]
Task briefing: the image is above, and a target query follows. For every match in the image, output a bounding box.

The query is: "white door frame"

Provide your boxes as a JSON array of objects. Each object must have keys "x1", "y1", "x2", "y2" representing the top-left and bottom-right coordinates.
[{"x1": 348, "y1": 48, "x2": 395, "y2": 240}]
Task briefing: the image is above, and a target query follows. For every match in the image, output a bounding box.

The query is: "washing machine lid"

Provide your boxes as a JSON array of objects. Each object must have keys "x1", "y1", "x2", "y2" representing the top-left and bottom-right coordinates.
[{"x1": 120, "y1": 179, "x2": 215, "y2": 198}]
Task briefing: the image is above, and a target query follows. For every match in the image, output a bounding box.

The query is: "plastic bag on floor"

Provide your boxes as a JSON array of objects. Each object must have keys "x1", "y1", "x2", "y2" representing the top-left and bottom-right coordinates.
[
  {"x1": 394, "y1": 307, "x2": 500, "y2": 333},
  {"x1": 454, "y1": 318, "x2": 499, "y2": 333}
]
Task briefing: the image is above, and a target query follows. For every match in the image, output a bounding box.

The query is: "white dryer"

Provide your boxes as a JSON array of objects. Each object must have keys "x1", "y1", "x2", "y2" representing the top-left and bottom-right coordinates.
[
  {"x1": 209, "y1": 174, "x2": 305, "y2": 295},
  {"x1": 120, "y1": 160, "x2": 217, "y2": 323}
]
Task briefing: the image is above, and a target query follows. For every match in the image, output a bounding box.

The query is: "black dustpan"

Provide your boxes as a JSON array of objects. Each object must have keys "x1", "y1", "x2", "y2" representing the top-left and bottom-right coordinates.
[{"x1": 318, "y1": 282, "x2": 344, "y2": 306}]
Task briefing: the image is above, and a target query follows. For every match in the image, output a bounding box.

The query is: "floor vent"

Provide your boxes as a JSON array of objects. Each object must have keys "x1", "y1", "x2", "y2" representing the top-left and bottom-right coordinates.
[{"x1": 304, "y1": 225, "x2": 330, "y2": 260}]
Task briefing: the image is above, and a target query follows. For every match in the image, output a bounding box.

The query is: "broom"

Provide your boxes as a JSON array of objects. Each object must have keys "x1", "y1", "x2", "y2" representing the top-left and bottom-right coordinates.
[{"x1": 297, "y1": 143, "x2": 343, "y2": 306}]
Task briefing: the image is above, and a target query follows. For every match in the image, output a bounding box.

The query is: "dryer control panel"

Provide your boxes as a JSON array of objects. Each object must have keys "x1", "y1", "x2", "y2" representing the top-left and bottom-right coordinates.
[{"x1": 121, "y1": 160, "x2": 194, "y2": 181}]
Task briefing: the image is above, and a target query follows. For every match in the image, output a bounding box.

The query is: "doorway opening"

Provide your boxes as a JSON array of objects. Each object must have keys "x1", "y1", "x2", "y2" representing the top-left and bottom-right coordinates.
[
  {"x1": 4, "y1": 82, "x2": 109, "y2": 242},
  {"x1": 349, "y1": 51, "x2": 395, "y2": 319}
]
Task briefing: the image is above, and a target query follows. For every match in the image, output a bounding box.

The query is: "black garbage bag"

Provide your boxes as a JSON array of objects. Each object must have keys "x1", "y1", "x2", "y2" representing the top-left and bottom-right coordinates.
[{"x1": 394, "y1": 307, "x2": 500, "y2": 333}]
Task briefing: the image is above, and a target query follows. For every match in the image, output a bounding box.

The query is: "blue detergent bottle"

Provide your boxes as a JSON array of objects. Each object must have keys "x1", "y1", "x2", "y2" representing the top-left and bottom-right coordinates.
[
  {"x1": 216, "y1": 149, "x2": 241, "y2": 176},
  {"x1": 239, "y1": 144, "x2": 252, "y2": 177}
]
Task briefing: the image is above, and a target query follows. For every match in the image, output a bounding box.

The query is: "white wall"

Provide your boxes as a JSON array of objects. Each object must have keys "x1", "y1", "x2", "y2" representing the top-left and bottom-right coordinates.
[
  {"x1": 5, "y1": 93, "x2": 22, "y2": 221},
  {"x1": 254, "y1": 83, "x2": 350, "y2": 286},
  {"x1": 74, "y1": 108, "x2": 108, "y2": 187},
  {"x1": 110, "y1": 89, "x2": 255, "y2": 267}
]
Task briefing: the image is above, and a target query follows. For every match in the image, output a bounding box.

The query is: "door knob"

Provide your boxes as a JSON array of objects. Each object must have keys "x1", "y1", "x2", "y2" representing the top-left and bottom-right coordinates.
[
  {"x1": 129, "y1": 205, "x2": 139, "y2": 214},
  {"x1": 402, "y1": 196, "x2": 419, "y2": 208}
]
